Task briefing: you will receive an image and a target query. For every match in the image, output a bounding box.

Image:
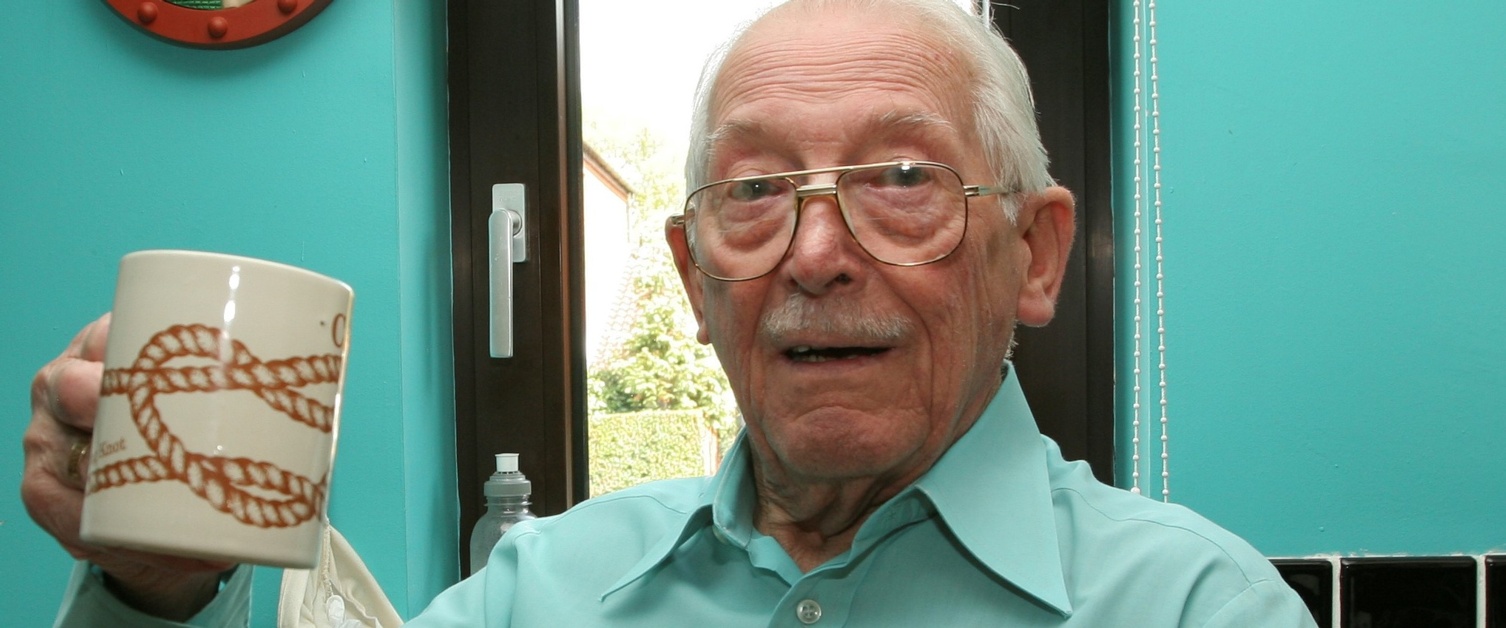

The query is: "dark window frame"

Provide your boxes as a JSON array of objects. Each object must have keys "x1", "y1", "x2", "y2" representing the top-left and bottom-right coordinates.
[{"x1": 447, "y1": 0, "x2": 587, "y2": 575}]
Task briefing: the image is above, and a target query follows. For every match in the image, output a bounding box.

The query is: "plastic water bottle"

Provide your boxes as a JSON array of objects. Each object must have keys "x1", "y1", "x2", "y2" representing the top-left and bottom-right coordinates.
[{"x1": 468, "y1": 453, "x2": 536, "y2": 575}]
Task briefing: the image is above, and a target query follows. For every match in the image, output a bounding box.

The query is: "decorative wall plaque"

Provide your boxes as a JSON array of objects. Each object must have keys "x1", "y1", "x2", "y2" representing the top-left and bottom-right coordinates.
[{"x1": 104, "y1": 0, "x2": 334, "y2": 49}]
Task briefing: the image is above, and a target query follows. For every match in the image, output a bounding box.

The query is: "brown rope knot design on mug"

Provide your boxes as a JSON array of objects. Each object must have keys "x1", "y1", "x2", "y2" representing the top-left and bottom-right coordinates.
[{"x1": 92, "y1": 324, "x2": 340, "y2": 529}]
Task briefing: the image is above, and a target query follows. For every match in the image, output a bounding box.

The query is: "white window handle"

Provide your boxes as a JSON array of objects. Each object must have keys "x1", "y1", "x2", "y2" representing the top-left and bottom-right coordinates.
[{"x1": 489, "y1": 184, "x2": 527, "y2": 358}]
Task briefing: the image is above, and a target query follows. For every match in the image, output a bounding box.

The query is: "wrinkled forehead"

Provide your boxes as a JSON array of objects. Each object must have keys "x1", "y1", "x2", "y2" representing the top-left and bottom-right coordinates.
[{"x1": 708, "y1": 5, "x2": 976, "y2": 135}]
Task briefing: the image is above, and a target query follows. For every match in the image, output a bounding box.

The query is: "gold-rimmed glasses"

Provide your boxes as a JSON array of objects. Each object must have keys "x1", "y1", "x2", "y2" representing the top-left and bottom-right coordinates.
[{"x1": 671, "y1": 160, "x2": 1013, "y2": 282}]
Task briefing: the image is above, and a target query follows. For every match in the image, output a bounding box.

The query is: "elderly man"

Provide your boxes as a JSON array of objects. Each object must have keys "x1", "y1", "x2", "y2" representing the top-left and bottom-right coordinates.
[{"x1": 24, "y1": 0, "x2": 1316, "y2": 625}]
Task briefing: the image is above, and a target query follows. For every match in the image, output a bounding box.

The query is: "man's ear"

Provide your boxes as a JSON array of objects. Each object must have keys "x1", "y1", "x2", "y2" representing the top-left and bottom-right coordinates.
[
  {"x1": 665, "y1": 217, "x2": 712, "y2": 344},
  {"x1": 1013, "y1": 186, "x2": 1077, "y2": 327}
]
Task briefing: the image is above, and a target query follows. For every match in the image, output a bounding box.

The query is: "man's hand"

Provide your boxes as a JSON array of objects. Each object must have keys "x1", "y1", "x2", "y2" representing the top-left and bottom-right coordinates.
[{"x1": 21, "y1": 314, "x2": 235, "y2": 621}]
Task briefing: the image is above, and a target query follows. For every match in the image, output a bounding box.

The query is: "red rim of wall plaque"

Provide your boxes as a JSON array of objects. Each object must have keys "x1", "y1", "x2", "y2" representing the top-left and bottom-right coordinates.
[{"x1": 104, "y1": 0, "x2": 334, "y2": 50}]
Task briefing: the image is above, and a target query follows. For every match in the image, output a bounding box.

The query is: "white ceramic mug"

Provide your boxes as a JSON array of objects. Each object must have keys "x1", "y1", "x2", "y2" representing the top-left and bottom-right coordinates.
[{"x1": 79, "y1": 250, "x2": 353, "y2": 568}]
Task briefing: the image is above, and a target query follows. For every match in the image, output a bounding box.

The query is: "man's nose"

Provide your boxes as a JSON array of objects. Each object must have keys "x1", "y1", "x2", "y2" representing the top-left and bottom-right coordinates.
[{"x1": 781, "y1": 194, "x2": 865, "y2": 294}]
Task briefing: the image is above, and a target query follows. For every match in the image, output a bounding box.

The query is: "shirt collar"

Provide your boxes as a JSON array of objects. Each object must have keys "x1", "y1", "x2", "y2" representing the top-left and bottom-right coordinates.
[
  {"x1": 600, "y1": 432, "x2": 750, "y2": 599},
  {"x1": 911, "y1": 366, "x2": 1073, "y2": 615},
  {"x1": 603, "y1": 366, "x2": 1072, "y2": 616}
]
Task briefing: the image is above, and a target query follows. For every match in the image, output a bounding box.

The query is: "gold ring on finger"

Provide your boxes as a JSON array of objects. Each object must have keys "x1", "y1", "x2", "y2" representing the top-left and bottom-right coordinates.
[{"x1": 67, "y1": 439, "x2": 91, "y2": 485}]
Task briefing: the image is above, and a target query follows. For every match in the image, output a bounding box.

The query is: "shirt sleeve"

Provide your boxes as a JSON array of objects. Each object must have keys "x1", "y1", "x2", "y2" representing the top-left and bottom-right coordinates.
[
  {"x1": 403, "y1": 569, "x2": 496, "y2": 627},
  {"x1": 53, "y1": 561, "x2": 252, "y2": 628},
  {"x1": 1200, "y1": 578, "x2": 1321, "y2": 628},
  {"x1": 404, "y1": 529, "x2": 533, "y2": 627}
]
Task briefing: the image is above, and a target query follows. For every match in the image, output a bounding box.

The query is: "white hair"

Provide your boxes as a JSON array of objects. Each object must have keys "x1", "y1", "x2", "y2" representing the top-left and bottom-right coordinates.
[{"x1": 684, "y1": 0, "x2": 1054, "y2": 222}]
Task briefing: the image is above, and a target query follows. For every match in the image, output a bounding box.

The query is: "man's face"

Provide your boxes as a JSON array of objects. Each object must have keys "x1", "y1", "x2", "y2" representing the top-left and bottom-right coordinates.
[{"x1": 669, "y1": 7, "x2": 1068, "y2": 487}]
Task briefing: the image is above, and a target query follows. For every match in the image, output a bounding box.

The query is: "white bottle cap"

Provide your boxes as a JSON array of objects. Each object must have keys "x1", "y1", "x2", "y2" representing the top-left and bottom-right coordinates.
[{"x1": 495, "y1": 453, "x2": 520, "y2": 473}]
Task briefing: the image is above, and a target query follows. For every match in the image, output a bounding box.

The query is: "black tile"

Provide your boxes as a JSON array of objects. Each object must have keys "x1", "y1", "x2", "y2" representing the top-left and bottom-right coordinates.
[
  {"x1": 1273, "y1": 559, "x2": 1333, "y2": 628},
  {"x1": 1341, "y1": 557, "x2": 1476, "y2": 628},
  {"x1": 1488, "y1": 555, "x2": 1504, "y2": 628}
]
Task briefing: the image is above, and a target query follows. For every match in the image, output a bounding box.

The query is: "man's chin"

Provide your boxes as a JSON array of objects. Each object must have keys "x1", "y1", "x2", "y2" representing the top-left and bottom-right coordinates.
[{"x1": 764, "y1": 421, "x2": 928, "y2": 482}]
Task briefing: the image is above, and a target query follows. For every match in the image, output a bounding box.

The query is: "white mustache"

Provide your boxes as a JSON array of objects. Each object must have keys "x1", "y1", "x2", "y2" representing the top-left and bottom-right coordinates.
[{"x1": 759, "y1": 295, "x2": 912, "y2": 346}]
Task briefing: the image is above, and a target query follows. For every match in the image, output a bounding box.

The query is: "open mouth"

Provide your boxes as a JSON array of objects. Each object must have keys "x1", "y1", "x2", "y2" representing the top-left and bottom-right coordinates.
[{"x1": 784, "y1": 345, "x2": 891, "y2": 363}]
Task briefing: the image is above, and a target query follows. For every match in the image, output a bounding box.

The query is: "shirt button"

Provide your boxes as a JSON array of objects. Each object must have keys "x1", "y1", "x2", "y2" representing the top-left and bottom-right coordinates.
[{"x1": 795, "y1": 599, "x2": 823, "y2": 624}]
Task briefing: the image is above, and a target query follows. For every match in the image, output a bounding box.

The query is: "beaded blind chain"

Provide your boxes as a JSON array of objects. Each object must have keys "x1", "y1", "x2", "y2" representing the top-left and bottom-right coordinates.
[
  {"x1": 1149, "y1": 0, "x2": 1169, "y2": 504},
  {"x1": 1130, "y1": 0, "x2": 1170, "y2": 501},
  {"x1": 1130, "y1": 0, "x2": 1146, "y2": 496}
]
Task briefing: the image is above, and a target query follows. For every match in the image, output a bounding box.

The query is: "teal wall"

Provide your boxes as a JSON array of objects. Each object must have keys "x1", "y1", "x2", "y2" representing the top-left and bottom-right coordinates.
[
  {"x1": 1114, "y1": 2, "x2": 1506, "y2": 558},
  {"x1": 0, "y1": 2, "x2": 457, "y2": 625}
]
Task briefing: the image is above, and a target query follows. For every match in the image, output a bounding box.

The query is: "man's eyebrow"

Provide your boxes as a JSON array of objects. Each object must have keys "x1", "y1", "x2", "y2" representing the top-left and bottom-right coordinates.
[
  {"x1": 872, "y1": 110, "x2": 956, "y2": 136},
  {"x1": 704, "y1": 119, "x2": 765, "y2": 152}
]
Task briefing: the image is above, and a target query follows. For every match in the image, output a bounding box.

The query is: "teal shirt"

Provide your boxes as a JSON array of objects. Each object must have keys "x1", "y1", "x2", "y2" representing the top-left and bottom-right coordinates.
[
  {"x1": 414, "y1": 370, "x2": 1314, "y2": 626},
  {"x1": 60, "y1": 370, "x2": 1316, "y2": 626}
]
